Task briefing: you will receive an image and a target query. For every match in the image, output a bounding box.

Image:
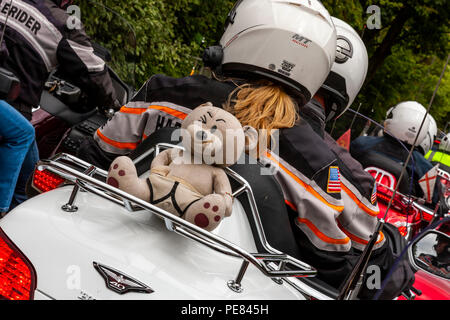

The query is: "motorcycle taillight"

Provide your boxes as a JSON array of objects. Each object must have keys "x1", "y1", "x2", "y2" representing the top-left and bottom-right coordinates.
[
  {"x1": 0, "y1": 228, "x2": 37, "y2": 300},
  {"x1": 33, "y1": 169, "x2": 65, "y2": 193}
]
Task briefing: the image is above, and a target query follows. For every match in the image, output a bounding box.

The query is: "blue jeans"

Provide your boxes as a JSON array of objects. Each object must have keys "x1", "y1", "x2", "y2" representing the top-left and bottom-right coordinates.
[
  {"x1": 0, "y1": 101, "x2": 36, "y2": 212},
  {"x1": 10, "y1": 141, "x2": 39, "y2": 211}
]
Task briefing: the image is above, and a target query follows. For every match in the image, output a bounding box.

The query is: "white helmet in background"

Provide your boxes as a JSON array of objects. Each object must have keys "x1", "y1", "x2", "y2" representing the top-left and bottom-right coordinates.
[
  {"x1": 203, "y1": 0, "x2": 336, "y2": 106},
  {"x1": 439, "y1": 133, "x2": 450, "y2": 153},
  {"x1": 319, "y1": 17, "x2": 369, "y2": 121},
  {"x1": 419, "y1": 114, "x2": 438, "y2": 154},
  {"x1": 384, "y1": 101, "x2": 431, "y2": 147}
]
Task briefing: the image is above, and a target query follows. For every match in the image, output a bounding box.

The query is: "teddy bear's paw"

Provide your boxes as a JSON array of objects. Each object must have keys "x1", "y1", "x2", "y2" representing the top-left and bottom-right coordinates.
[
  {"x1": 106, "y1": 156, "x2": 138, "y2": 190},
  {"x1": 184, "y1": 194, "x2": 226, "y2": 232}
]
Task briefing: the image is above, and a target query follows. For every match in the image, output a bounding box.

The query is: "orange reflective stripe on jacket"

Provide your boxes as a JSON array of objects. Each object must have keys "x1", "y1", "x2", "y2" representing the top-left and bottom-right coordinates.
[
  {"x1": 266, "y1": 152, "x2": 344, "y2": 213},
  {"x1": 341, "y1": 183, "x2": 379, "y2": 217},
  {"x1": 285, "y1": 199, "x2": 297, "y2": 211},
  {"x1": 337, "y1": 220, "x2": 385, "y2": 246},
  {"x1": 148, "y1": 105, "x2": 188, "y2": 120},
  {"x1": 98, "y1": 104, "x2": 189, "y2": 150},
  {"x1": 96, "y1": 129, "x2": 140, "y2": 150},
  {"x1": 119, "y1": 106, "x2": 146, "y2": 114},
  {"x1": 298, "y1": 218, "x2": 350, "y2": 245},
  {"x1": 120, "y1": 105, "x2": 188, "y2": 120}
]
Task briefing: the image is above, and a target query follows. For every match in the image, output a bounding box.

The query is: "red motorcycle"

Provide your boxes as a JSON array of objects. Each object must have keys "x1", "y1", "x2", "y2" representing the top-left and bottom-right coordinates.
[{"x1": 362, "y1": 151, "x2": 450, "y2": 300}]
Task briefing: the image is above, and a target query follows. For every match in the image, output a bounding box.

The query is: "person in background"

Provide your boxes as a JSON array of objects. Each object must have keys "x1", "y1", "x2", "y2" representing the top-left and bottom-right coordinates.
[
  {"x1": 297, "y1": 17, "x2": 414, "y2": 299},
  {"x1": 417, "y1": 223, "x2": 450, "y2": 279},
  {"x1": 425, "y1": 133, "x2": 450, "y2": 173},
  {"x1": 418, "y1": 114, "x2": 438, "y2": 156},
  {"x1": 0, "y1": 0, "x2": 118, "y2": 210},
  {"x1": 351, "y1": 101, "x2": 437, "y2": 205}
]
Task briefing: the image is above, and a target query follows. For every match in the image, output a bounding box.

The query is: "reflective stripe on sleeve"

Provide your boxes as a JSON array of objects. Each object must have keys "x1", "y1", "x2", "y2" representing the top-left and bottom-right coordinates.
[
  {"x1": 96, "y1": 129, "x2": 140, "y2": 151},
  {"x1": 297, "y1": 218, "x2": 350, "y2": 245},
  {"x1": 266, "y1": 152, "x2": 344, "y2": 212},
  {"x1": 341, "y1": 182, "x2": 380, "y2": 217},
  {"x1": 67, "y1": 39, "x2": 105, "y2": 73},
  {"x1": 338, "y1": 220, "x2": 385, "y2": 246},
  {"x1": 120, "y1": 105, "x2": 188, "y2": 120}
]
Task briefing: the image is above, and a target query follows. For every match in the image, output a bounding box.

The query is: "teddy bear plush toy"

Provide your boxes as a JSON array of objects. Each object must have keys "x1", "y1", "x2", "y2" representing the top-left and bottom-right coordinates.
[{"x1": 106, "y1": 103, "x2": 247, "y2": 231}]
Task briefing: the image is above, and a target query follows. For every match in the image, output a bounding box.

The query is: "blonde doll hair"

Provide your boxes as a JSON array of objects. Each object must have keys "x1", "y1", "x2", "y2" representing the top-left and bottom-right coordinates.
[{"x1": 224, "y1": 80, "x2": 300, "y2": 155}]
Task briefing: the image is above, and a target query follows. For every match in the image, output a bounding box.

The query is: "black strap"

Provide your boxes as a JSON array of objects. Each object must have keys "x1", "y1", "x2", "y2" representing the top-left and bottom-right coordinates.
[
  {"x1": 146, "y1": 178, "x2": 177, "y2": 205},
  {"x1": 179, "y1": 198, "x2": 202, "y2": 219},
  {"x1": 146, "y1": 178, "x2": 202, "y2": 217}
]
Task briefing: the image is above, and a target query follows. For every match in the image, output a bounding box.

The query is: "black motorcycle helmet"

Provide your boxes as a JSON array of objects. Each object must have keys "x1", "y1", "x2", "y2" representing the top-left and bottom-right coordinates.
[{"x1": 52, "y1": 0, "x2": 74, "y2": 10}]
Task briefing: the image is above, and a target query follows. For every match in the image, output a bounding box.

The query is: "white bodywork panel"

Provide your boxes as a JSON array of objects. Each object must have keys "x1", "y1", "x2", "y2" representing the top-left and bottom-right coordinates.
[{"x1": 0, "y1": 186, "x2": 307, "y2": 300}]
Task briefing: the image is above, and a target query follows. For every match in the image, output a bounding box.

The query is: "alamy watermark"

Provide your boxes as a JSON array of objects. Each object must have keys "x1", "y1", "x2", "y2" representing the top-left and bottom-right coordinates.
[
  {"x1": 366, "y1": 265, "x2": 381, "y2": 290},
  {"x1": 66, "y1": 5, "x2": 81, "y2": 30},
  {"x1": 66, "y1": 264, "x2": 81, "y2": 290},
  {"x1": 366, "y1": 5, "x2": 382, "y2": 30}
]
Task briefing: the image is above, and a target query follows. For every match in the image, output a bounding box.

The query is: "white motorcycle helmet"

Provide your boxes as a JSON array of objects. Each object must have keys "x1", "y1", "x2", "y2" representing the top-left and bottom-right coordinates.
[
  {"x1": 384, "y1": 101, "x2": 431, "y2": 147},
  {"x1": 439, "y1": 133, "x2": 450, "y2": 153},
  {"x1": 319, "y1": 17, "x2": 369, "y2": 122},
  {"x1": 203, "y1": 0, "x2": 336, "y2": 106},
  {"x1": 419, "y1": 114, "x2": 438, "y2": 154}
]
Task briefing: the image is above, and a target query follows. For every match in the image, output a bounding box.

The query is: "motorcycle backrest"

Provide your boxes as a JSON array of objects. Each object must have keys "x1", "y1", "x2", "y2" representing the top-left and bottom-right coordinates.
[
  {"x1": 366, "y1": 166, "x2": 397, "y2": 190},
  {"x1": 356, "y1": 150, "x2": 411, "y2": 195}
]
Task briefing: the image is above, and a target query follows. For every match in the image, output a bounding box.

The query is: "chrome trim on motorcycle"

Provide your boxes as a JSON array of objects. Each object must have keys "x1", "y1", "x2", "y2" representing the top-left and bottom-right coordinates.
[{"x1": 36, "y1": 151, "x2": 320, "y2": 297}]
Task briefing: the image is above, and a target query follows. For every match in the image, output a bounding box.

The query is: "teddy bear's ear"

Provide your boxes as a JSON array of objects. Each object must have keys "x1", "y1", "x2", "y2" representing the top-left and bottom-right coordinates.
[
  {"x1": 243, "y1": 125, "x2": 258, "y2": 154},
  {"x1": 199, "y1": 102, "x2": 214, "y2": 108}
]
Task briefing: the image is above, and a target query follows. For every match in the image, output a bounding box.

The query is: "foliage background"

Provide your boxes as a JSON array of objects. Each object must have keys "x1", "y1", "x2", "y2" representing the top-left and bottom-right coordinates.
[{"x1": 78, "y1": 0, "x2": 449, "y2": 136}]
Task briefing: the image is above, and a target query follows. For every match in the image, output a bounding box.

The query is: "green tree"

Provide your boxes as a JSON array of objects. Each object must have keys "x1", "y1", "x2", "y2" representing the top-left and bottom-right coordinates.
[
  {"x1": 78, "y1": 0, "x2": 234, "y2": 86},
  {"x1": 323, "y1": 0, "x2": 450, "y2": 134},
  {"x1": 76, "y1": 0, "x2": 449, "y2": 132}
]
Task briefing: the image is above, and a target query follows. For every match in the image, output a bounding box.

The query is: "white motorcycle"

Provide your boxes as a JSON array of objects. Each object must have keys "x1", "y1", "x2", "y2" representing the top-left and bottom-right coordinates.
[{"x1": 0, "y1": 127, "x2": 342, "y2": 300}]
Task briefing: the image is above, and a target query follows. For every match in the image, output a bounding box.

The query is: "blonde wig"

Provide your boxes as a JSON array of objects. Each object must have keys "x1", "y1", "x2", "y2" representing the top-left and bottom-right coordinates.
[{"x1": 224, "y1": 80, "x2": 300, "y2": 156}]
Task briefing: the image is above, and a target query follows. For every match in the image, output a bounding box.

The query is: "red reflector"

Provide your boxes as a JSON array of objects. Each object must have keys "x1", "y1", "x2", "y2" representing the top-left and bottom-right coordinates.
[
  {"x1": 397, "y1": 226, "x2": 408, "y2": 237},
  {"x1": 33, "y1": 169, "x2": 65, "y2": 193},
  {"x1": 0, "y1": 228, "x2": 36, "y2": 300}
]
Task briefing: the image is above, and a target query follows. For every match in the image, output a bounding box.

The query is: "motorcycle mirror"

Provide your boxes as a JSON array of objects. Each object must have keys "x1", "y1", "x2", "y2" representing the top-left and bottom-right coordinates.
[{"x1": 409, "y1": 230, "x2": 450, "y2": 280}]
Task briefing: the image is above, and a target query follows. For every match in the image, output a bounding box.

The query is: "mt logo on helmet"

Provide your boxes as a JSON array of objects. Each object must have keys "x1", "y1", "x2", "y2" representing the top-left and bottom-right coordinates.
[{"x1": 292, "y1": 34, "x2": 312, "y2": 48}]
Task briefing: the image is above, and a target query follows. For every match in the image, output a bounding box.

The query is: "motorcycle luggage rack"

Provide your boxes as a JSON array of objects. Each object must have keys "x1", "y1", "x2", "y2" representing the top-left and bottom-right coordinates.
[
  {"x1": 36, "y1": 151, "x2": 317, "y2": 293},
  {"x1": 374, "y1": 177, "x2": 438, "y2": 218},
  {"x1": 367, "y1": 166, "x2": 441, "y2": 216}
]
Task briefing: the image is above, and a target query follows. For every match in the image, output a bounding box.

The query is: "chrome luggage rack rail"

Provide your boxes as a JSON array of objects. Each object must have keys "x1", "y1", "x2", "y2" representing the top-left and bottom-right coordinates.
[{"x1": 36, "y1": 148, "x2": 317, "y2": 294}]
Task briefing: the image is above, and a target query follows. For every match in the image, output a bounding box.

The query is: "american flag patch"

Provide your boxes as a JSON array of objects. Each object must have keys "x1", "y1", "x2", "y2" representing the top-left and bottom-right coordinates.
[
  {"x1": 327, "y1": 166, "x2": 341, "y2": 193},
  {"x1": 371, "y1": 183, "x2": 377, "y2": 204}
]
